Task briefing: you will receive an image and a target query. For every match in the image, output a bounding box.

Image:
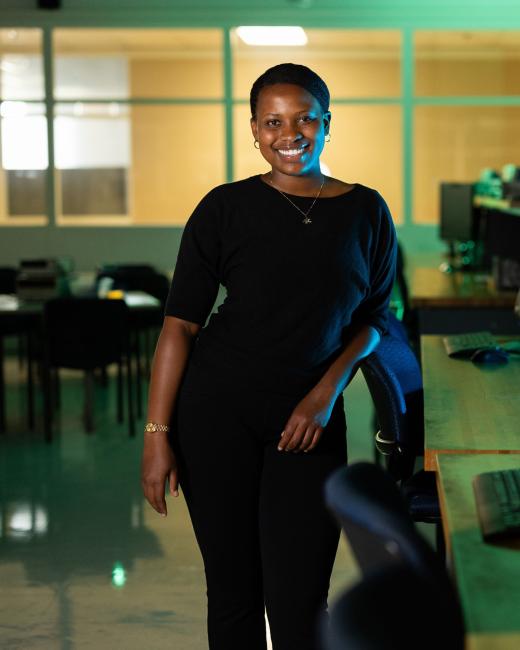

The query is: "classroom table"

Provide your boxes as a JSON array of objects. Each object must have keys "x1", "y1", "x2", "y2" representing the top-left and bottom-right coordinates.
[
  {"x1": 421, "y1": 335, "x2": 520, "y2": 471},
  {"x1": 410, "y1": 267, "x2": 518, "y2": 334},
  {"x1": 436, "y1": 454, "x2": 520, "y2": 649}
]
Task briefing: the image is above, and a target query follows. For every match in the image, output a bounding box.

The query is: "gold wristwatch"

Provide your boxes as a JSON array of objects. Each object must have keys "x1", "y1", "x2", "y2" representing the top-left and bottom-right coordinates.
[{"x1": 144, "y1": 422, "x2": 170, "y2": 433}]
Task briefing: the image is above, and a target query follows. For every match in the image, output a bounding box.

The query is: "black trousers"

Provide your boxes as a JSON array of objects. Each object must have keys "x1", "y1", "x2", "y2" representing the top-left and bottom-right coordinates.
[{"x1": 173, "y1": 369, "x2": 348, "y2": 650}]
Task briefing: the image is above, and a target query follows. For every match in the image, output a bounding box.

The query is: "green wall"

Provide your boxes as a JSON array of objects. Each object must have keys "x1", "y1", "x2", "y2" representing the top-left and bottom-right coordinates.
[
  {"x1": 4, "y1": 1, "x2": 520, "y2": 29},
  {"x1": 1, "y1": 0, "x2": 519, "y2": 271}
]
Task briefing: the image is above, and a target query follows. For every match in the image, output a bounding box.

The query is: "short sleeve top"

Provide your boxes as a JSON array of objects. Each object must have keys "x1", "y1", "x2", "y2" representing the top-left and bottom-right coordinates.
[{"x1": 166, "y1": 175, "x2": 397, "y2": 395}]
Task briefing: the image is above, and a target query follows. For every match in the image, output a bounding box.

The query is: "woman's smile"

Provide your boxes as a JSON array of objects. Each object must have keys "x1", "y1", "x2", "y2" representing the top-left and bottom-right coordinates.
[{"x1": 276, "y1": 145, "x2": 309, "y2": 160}]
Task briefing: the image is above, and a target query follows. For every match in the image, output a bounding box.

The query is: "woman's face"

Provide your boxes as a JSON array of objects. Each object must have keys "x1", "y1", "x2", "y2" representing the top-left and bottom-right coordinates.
[{"x1": 250, "y1": 83, "x2": 331, "y2": 178}]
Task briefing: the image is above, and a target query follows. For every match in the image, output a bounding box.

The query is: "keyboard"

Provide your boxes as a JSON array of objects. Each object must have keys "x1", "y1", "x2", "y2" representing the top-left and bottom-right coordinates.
[
  {"x1": 473, "y1": 468, "x2": 520, "y2": 542},
  {"x1": 443, "y1": 331, "x2": 498, "y2": 358}
]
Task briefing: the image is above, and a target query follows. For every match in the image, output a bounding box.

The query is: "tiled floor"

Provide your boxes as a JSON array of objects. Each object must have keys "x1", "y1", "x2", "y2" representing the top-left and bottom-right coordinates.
[{"x1": 0, "y1": 358, "x2": 376, "y2": 649}]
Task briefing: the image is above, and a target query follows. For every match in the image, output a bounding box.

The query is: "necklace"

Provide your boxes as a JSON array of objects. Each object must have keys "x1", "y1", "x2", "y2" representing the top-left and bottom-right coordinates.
[{"x1": 267, "y1": 174, "x2": 325, "y2": 225}]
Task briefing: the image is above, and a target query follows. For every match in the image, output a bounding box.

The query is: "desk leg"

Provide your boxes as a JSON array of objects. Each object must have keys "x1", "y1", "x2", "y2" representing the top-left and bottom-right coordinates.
[
  {"x1": 435, "y1": 468, "x2": 453, "y2": 569},
  {"x1": 27, "y1": 332, "x2": 35, "y2": 431},
  {"x1": 126, "y1": 351, "x2": 135, "y2": 437},
  {"x1": 43, "y1": 359, "x2": 53, "y2": 443},
  {"x1": 135, "y1": 330, "x2": 143, "y2": 418},
  {"x1": 116, "y1": 360, "x2": 123, "y2": 423},
  {"x1": 84, "y1": 370, "x2": 94, "y2": 433}
]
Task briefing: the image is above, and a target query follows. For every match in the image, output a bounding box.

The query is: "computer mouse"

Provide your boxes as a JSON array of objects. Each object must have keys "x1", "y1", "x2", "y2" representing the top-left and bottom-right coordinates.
[{"x1": 470, "y1": 347, "x2": 509, "y2": 365}]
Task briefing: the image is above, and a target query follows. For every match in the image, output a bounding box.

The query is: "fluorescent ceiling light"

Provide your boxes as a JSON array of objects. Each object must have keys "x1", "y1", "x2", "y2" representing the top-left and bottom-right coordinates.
[{"x1": 237, "y1": 26, "x2": 308, "y2": 47}]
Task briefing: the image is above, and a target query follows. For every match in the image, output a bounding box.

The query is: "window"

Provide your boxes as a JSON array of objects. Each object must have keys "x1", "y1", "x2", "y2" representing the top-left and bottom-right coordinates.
[
  {"x1": 5, "y1": 26, "x2": 516, "y2": 230},
  {"x1": 414, "y1": 106, "x2": 520, "y2": 224},
  {"x1": 0, "y1": 29, "x2": 46, "y2": 224},
  {"x1": 416, "y1": 31, "x2": 520, "y2": 97},
  {"x1": 413, "y1": 30, "x2": 520, "y2": 223},
  {"x1": 233, "y1": 29, "x2": 401, "y2": 99},
  {"x1": 53, "y1": 28, "x2": 224, "y2": 224}
]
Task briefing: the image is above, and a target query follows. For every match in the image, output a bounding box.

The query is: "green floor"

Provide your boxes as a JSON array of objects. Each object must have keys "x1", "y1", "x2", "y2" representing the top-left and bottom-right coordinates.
[{"x1": 0, "y1": 355, "x2": 388, "y2": 649}]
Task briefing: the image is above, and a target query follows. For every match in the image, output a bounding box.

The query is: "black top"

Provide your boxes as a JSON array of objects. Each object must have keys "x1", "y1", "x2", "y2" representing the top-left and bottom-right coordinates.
[{"x1": 165, "y1": 175, "x2": 397, "y2": 396}]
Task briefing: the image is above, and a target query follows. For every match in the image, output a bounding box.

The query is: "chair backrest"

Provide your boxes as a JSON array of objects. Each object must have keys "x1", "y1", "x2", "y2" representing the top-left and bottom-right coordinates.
[
  {"x1": 44, "y1": 297, "x2": 129, "y2": 370},
  {"x1": 0, "y1": 267, "x2": 18, "y2": 294},
  {"x1": 385, "y1": 310, "x2": 409, "y2": 344},
  {"x1": 96, "y1": 265, "x2": 170, "y2": 307},
  {"x1": 360, "y1": 333, "x2": 423, "y2": 479},
  {"x1": 395, "y1": 241, "x2": 411, "y2": 317},
  {"x1": 325, "y1": 462, "x2": 435, "y2": 578},
  {"x1": 324, "y1": 563, "x2": 465, "y2": 650}
]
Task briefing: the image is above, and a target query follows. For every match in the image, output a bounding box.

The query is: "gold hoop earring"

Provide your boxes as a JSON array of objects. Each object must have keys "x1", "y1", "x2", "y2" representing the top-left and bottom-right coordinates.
[
  {"x1": 254, "y1": 139, "x2": 260, "y2": 149},
  {"x1": 325, "y1": 133, "x2": 331, "y2": 143}
]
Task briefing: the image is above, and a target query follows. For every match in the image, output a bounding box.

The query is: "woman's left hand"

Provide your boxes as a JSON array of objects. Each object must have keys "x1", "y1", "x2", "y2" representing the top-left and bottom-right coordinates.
[{"x1": 278, "y1": 387, "x2": 337, "y2": 453}]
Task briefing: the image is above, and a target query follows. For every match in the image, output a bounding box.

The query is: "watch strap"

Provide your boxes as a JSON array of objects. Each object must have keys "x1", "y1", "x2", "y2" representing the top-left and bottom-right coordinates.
[{"x1": 144, "y1": 422, "x2": 170, "y2": 433}]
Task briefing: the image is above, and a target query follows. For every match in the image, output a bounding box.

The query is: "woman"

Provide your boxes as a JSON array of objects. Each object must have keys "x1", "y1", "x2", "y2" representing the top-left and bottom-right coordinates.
[{"x1": 141, "y1": 63, "x2": 397, "y2": 650}]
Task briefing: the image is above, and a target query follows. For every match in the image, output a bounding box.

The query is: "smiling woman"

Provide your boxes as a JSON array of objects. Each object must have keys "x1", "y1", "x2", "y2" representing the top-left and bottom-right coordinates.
[
  {"x1": 250, "y1": 64, "x2": 330, "y2": 188},
  {"x1": 141, "y1": 62, "x2": 397, "y2": 650}
]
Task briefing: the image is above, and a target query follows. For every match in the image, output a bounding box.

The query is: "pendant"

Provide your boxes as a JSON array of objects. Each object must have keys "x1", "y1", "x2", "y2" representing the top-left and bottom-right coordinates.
[{"x1": 302, "y1": 217, "x2": 312, "y2": 225}]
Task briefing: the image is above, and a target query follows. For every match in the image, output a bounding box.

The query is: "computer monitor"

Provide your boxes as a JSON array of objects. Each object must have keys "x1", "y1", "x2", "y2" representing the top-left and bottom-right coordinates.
[
  {"x1": 484, "y1": 209, "x2": 520, "y2": 263},
  {"x1": 484, "y1": 208, "x2": 520, "y2": 290},
  {"x1": 439, "y1": 182, "x2": 477, "y2": 243}
]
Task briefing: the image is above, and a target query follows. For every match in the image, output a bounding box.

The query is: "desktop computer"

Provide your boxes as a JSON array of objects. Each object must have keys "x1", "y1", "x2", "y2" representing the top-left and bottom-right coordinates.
[
  {"x1": 439, "y1": 182, "x2": 486, "y2": 271},
  {"x1": 483, "y1": 208, "x2": 520, "y2": 290},
  {"x1": 440, "y1": 182, "x2": 476, "y2": 243}
]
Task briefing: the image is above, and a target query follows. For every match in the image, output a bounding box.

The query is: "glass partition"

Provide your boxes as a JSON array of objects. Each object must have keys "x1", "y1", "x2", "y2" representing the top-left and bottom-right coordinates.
[
  {"x1": 0, "y1": 29, "x2": 43, "y2": 100},
  {"x1": 4, "y1": 26, "x2": 518, "y2": 229},
  {"x1": 233, "y1": 29, "x2": 401, "y2": 100},
  {"x1": 55, "y1": 103, "x2": 224, "y2": 225},
  {"x1": 415, "y1": 31, "x2": 520, "y2": 96},
  {"x1": 0, "y1": 29, "x2": 46, "y2": 224},
  {"x1": 0, "y1": 101, "x2": 47, "y2": 223},
  {"x1": 414, "y1": 106, "x2": 520, "y2": 223},
  {"x1": 53, "y1": 29, "x2": 223, "y2": 100}
]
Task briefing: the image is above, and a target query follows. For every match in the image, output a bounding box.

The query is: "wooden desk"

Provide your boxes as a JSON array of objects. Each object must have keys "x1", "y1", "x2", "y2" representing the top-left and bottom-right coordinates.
[
  {"x1": 410, "y1": 267, "x2": 518, "y2": 334},
  {"x1": 436, "y1": 454, "x2": 520, "y2": 649},
  {"x1": 410, "y1": 267, "x2": 515, "y2": 309},
  {"x1": 422, "y1": 335, "x2": 520, "y2": 471},
  {"x1": 409, "y1": 267, "x2": 520, "y2": 334}
]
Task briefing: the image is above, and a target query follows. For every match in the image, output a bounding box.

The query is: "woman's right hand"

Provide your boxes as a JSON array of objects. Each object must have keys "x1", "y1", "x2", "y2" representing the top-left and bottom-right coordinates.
[{"x1": 141, "y1": 434, "x2": 179, "y2": 517}]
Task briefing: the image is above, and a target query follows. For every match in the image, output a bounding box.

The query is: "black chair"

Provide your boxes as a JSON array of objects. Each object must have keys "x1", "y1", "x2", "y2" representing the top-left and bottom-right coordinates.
[
  {"x1": 95, "y1": 264, "x2": 169, "y2": 416},
  {"x1": 96, "y1": 264, "x2": 169, "y2": 310},
  {"x1": 0, "y1": 267, "x2": 18, "y2": 294},
  {"x1": 395, "y1": 241, "x2": 418, "y2": 351},
  {"x1": 368, "y1": 311, "x2": 409, "y2": 466},
  {"x1": 323, "y1": 462, "x2": 465, "y2": 649},
  {"x1": 385, "y1": 309, "x2": 409, "y2": 344},
  {"x1": 0, "y1": 267, "x2": 37, "y2": 432},
  {"x1": 359, "y1": 333, "x2": 442, "y2": 546},
  {"x1": 325, "y1": 564, "x2": 464, "y2": 650},
  {"x1": 42, "y1": 297, "x2": 135, "y2": 442}
]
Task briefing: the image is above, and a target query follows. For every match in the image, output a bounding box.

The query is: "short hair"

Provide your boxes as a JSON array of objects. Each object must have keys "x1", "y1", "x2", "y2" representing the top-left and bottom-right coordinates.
[{"x1": 250, "y1": 63, "x2": 330, "y2": 119}]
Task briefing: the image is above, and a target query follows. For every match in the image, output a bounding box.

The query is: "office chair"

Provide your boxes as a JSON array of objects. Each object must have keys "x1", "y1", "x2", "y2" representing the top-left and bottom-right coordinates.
[
  {"x1": 0, "y1": 267, "x2": 18, "y2": 294},
  {"x1": 395, "y1": 241, "x2": 418, "y2": 351},
  {"x1": 368, "y1": 311, "x2": 408, "y2": 466},
  {"x1": 95, "y1": 264, "x2": 169, "y2": 416},
  {"x1": 323, "y1": 462, "x2": 465, "y2": 648},
  {"x1": 325, "y1": 563, "x2": 465, "y2": 650},
  {"x1": 0, "y1": 266, "x2": 36, "y2": 432},
  {"x1": 42, "y1": 297, "x2": 135, "y2": 442},
  {"x1": 359, "y1": 333, "x2": 442, "y2": 543},
  {"x1": 96, "y1": 263, "x2": 169, "y2": 308},
  {"x1": 385, "y1": 309, "x2": 409, "y2": 344}
]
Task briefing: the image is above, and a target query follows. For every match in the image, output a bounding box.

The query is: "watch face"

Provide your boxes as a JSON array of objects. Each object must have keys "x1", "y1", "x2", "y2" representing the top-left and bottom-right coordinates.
[{"x1": 145, "y1": 424, "x2": 155, "y2": 432}]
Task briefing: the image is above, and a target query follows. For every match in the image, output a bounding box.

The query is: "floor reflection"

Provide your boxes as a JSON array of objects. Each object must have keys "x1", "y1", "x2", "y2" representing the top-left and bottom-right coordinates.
[{"x1": 0, "y1": 360, "x2": 369, "y2": 649}]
